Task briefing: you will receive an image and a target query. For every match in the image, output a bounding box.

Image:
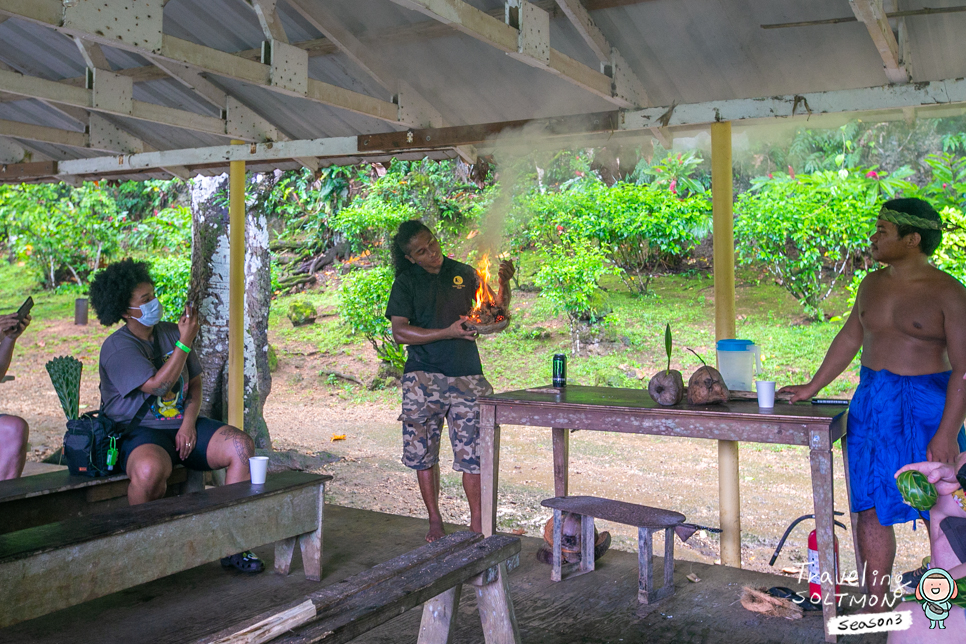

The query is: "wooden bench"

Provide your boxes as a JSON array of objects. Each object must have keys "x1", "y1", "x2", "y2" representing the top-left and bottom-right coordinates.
[
  {"x1": 0, "y1": 465, "x2": 205, "y2": 535},
  {"x1": 0, "y1": 471, "x2": 331, "y2": 628},
  {"x1": 198, "y1": 531, "x2": 522, "y2": 644},
  {"x1": 541, "y1": 495, "x2": 685, "y2": 604}
]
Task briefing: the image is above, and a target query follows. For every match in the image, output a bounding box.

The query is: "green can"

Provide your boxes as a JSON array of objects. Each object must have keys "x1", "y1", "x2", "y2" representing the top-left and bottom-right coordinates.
[{"x1": 552, "y1": 354, "x2": 566, "y2": 387}]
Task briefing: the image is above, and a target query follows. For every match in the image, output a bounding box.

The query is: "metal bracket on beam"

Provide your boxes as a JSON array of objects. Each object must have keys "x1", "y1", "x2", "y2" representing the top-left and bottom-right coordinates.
[
  {"x1": 396, "y1": 81, "x2": 446, "y2": 128},
  {"x1": 226, "y1": 96, "x2": 279, "y2": 142},
  {"x1": 0, "y1": 137, "x2": 26, "y2": 164},
  {"x1": 62, "y1": 0, "x2": 164, "y2": 54},
  {"x1": 261, "y1": 39, "x2": 308, "y2": 96},
  {"x1": 88, "y1": 69, "x2": 133, "y2": 116},
  {"x1": 610, "y1": 48, "x2": 648, "y2": 108},
  {"x1": 88, "y1": 114, "x2": 145, "y2": 154},
  {"x1": 506, "y1": 1, "x2": 550, "y2": 68}
]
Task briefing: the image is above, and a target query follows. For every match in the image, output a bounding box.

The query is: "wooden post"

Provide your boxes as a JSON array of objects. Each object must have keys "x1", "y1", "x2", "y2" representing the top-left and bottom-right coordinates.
[
  {"x1": 228, "y1": 141, "x2": 245, "y2": 430},
  {"x1": 712, "y1": 121, "x2": 741, "y2": 569}
]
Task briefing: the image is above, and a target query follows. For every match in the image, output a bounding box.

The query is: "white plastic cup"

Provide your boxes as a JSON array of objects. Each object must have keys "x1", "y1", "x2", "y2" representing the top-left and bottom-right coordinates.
[
  {"x1": 756, "y1": 381, "x2": 776, "y2": 409},
  {"x1": 249, "y1": 456, "x2": 269, "y2": 485}
]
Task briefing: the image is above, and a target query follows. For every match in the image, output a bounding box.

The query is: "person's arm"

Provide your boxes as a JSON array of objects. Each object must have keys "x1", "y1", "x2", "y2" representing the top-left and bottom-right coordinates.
[
  {"x1": 0, "y1": 313, "x2": 26, "y2": 380},
  {"x1": 139, "y1": 304, "x2": 199, "y2": 396},
  {"x1": 175, "y1": 375, "x2": 202, "y2": 460},
  {"x1": 779, "y1": 298, "x2": 864, "y2": 402},
  {"x1": 929, "y1": 285, "x2": 966, "y2": 464},
  {"x1": 495, "y1": 260, "x2": 514, "y2": 309},
  {"x1": 390, "y1": 315, "x2": 477, "y2": 346}
]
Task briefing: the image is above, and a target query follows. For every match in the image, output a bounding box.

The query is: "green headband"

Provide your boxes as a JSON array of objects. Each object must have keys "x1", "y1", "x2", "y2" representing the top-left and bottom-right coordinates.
[{"x1": 879, "y1": 206, "x2": 941, "y2": 230}]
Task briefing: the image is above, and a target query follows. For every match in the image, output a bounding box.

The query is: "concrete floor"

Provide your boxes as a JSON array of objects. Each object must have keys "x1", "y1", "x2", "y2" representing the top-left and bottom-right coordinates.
[{"x1": 1, "y1": 505, "x2": 885, "y2": 644}]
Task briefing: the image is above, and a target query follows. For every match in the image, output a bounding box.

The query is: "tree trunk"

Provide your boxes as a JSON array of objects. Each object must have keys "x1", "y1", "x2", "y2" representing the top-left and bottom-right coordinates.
[{"x1": 189, "y1": 174, "x2": 273, "y2": 449}]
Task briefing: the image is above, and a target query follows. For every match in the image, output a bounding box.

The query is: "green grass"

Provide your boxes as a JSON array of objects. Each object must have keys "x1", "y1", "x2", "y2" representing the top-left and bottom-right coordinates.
[
  {"x1": 0, "y1": 262, "x2": 76, "y2": 321},
  {"x1": 261, "y1": 258, "x2": 862, "y2": 399}
]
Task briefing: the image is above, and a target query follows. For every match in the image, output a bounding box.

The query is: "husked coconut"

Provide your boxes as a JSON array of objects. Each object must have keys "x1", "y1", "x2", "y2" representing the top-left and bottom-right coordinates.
[
  {"x1": 648, "y1": 369, "x2": 684, "y2": 406},
  {"x1": 687, "y1": 365, "x2": 730, "y2": 405}
]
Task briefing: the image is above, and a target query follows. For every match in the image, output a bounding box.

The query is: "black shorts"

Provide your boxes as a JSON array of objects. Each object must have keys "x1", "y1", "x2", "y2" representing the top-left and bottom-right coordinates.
[{"x1": 119, "y1": 416, "x2": 225, "y2": 472}]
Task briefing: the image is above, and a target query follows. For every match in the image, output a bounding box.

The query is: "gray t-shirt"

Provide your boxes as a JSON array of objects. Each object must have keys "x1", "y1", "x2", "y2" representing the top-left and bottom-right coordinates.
[{"x1": 99, "y1": 322, "x2": 201, "y2": 430}]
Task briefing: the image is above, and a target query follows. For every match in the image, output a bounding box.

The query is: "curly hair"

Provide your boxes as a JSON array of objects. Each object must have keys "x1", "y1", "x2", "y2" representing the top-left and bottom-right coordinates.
[
  {"x1": 884, "y1": 197, "x2": 943, "y2": 256},
  {"x1": 89, "y1": 258, "x2": 154, "y2": 326},
  {"x1": 391, "y1": 220, "x2": 432, "y2": 275}
]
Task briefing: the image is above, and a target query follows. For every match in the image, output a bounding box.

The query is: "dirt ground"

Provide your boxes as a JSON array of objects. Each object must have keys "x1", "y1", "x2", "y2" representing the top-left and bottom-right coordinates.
[{"x1": 4, "y1": 315, "x2": 930, "y2": 584}]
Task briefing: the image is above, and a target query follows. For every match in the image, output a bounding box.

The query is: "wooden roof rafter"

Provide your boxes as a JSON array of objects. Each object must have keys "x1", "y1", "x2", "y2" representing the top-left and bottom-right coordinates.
[
  {"x1": 0, "y1": 0, "x2": 402, "y2": 124},
  {"x1": 849, "y1": 0, "x2": 910, "y2": 84}
]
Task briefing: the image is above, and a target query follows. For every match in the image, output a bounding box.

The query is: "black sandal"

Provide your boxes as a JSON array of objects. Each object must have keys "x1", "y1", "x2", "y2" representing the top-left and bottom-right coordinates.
[{"x1": 221, "y1": 551, "x2": 265, "y2": 574}]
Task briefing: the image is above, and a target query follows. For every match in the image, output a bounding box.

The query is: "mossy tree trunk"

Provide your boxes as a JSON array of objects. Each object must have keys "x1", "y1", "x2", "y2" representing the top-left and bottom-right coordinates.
[{"x1": 189, "y1": 174, "x2": 273, "y2": 448}]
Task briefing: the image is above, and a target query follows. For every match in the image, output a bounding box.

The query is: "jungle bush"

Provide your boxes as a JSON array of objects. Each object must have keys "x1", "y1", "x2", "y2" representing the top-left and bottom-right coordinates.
[{"x1": 338, "y1": 265, "x2": 406, "y2": 370}]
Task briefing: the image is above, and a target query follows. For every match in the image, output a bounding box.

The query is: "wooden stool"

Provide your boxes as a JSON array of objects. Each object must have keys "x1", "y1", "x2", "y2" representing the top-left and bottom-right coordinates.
[{"x1": 541, "y1": 495, "x2": 685, "y2": 604}]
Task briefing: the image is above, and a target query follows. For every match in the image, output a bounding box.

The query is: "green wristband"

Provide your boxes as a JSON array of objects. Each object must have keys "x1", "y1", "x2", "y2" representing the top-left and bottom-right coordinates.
[{"x1": 175, "y1": 340, "x2": 191, "y2": 354}]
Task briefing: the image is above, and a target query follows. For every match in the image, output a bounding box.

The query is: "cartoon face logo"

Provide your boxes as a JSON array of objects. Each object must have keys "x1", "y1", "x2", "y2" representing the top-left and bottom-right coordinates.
[
  {"x1": 156, "y1": 390, "x2": 183, "y2": 419},
  {"x1": 916, "y1": 568, "x2": 959, "y2": 630}
]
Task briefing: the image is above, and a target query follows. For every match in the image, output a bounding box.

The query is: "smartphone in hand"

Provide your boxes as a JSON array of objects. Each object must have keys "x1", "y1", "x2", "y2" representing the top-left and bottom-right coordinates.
[{"x1": 16, "y1": 296, "x2": 33, "y2": 323}]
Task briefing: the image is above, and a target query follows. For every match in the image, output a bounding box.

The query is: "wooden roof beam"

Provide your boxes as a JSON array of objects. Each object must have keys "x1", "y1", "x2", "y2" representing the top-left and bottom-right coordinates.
[
  {"x1": 0, "y1": 0, "x2": 401, "y2": 123},
  {"x1": 849, "y1": 0, "x2": 910, "y2": 84},
  {"x1": 388, "y1": 0, "x2": 622, "y2": 106},
  {"x1": 249, "y1": 0, "x2": 289, "y2": 43}
]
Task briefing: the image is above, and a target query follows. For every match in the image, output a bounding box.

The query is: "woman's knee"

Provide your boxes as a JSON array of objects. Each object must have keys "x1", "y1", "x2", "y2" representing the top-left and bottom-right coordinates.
[
  {"x1": 127, "y1": 450, "x2": 171, "y2": 487},
  {"x1": 0, "y1": 415, "x2": 29, "y2": 449},
  {"x1": 228, "y1": 428, "x2": 255, "y2": 462}
]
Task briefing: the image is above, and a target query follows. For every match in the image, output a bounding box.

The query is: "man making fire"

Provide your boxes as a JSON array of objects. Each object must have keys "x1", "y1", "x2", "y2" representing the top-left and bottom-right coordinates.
[
  {"x1": 386, "y1": 220, "x2": 513, "y2": 542},
  {"x1": 781, "y1": 198, "x2": 966, "y2": 610}
]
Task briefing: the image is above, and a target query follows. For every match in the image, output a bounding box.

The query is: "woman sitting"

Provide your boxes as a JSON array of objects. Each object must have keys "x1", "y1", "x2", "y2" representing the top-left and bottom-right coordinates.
[{"x1": 89, "y1": 258, "x2": 263, "y2": 573}]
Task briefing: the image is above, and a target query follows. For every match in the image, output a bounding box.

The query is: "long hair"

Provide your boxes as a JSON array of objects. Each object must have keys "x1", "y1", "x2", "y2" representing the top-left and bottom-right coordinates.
[{"x1": 391, "y1": 220, "x2": 432, "y2": 275}]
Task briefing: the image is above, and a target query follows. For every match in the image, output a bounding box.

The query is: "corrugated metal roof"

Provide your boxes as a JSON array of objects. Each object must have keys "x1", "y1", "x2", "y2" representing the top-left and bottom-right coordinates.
[{"x1": 0, "y1": 0, "x2": 963, "y2": 180}]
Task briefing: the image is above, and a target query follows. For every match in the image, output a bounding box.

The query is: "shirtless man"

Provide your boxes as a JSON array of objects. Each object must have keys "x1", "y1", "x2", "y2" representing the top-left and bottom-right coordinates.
[{"x1": 781, "y1": 198, "x2": 966, "y2": 611}]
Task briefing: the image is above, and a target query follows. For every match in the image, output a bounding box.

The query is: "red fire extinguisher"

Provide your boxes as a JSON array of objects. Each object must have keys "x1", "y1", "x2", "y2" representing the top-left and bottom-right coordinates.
[{"x1": 770, "y1": 512, "x2": 847, "y2": 604}]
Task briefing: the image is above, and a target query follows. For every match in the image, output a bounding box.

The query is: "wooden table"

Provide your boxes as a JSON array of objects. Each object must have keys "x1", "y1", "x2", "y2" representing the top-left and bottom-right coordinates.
[{"x1": 478, "y1": 385, "x2": 848, "y2": 642}]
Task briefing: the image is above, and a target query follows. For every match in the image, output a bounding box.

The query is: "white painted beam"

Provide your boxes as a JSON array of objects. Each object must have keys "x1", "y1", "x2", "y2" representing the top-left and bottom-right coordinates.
[
  {"x1": 620, "y1": 78, "x2": 966, "y2": 131},
  {"x1": 0, "y1": 136, "x2": 26, "y2": 163},
  {"x1": 58, "y1": 136, "x2": 359, "y2": 176},
  {"x1": 389, "y1": 0, "x2": 617, "y2": 105},
  {"x1": 849, "y1": 0, "x2": 910, "y2": 84}
]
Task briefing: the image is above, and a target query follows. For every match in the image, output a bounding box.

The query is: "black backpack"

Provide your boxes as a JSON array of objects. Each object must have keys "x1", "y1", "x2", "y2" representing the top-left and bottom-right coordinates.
[{"x1": 63, "y1": 333, "x2": 164, "y2": 477}]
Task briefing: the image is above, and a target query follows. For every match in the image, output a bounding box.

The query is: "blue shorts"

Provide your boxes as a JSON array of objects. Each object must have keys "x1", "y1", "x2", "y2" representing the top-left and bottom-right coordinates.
[
  {"x1": 119, "y1": 416, "x2": 225, "y2": 472},
  {"x1": 847, "y1": 367, "x2": 966, "y2": 525}
]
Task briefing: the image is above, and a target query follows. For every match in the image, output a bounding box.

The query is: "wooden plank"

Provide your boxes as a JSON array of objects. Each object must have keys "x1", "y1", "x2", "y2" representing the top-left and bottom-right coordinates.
[
  {"x1": 208, "y1": 600, "x2": 316, "y2": 644},
  {"x1": 197, "y1": 532, "x2": 485, "y2": 644},
  {"x1": 849, "y1": 0, "x2": 909, "y2": 84},
  {"x1": 480, "y1": 402, "x2": 499, "y2": 537},
  {"x1": 388, "y1": 0, "x2": 617, "y2": 105},
  {"x1": 272, "y1": 534, "x2": 520, "y2": 644},
  {"x1": 0, "y1": 472, "x2": 329, "y2": 561},
  {"x1": 0, "y1": 473, "x2": 328, "y2": 628},
  {"x1": 359, "y1": 111, "x2": 619, "y2": 152},
  {"x1": 541, "y1": 496, "x2": 685, "y2": 528},
  {"x1": 551, "y1": 427, "x2": 568, "y2": 497},
  {"x1": 0, "y1": 160, "x2": 56, "y2": 178},
  {"x1": 555, "y1": 0, "x2": 610, "y2": 62},
  {"x1": 0, "y1": 118, "x2": 88, "y2": 148},
  {"x1": 417, "y1": 585, "x2": 461, "y2": 644},
  {"x1": 473, "y1": 562, "x2": 521, "y2": 644},
  {"x1": 810, "y1": 441, "x2": 838, "y2": 642}
]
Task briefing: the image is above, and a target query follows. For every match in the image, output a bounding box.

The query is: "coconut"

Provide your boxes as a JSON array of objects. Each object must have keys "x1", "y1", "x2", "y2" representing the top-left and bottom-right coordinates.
[
  {"x1": 648, "y1": 369, "x2": 685, "y2": 406},
  {"x1": 687, "y1": 365, "x2": 730, "y2": 405}
]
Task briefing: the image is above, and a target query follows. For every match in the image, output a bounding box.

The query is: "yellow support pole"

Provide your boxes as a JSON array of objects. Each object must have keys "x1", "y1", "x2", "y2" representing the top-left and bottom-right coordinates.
[
  {"x1": 711, "y1": 121, "x2": 741, "y2": 568},
  {"x1": 228, "y1": 141, "x2": 245, "y2": 430}
]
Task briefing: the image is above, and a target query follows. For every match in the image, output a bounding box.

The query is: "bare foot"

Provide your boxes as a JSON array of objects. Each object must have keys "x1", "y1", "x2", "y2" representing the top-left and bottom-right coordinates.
[{"x1": 426, "y1": 518, "x2": 445, "y2": 542}]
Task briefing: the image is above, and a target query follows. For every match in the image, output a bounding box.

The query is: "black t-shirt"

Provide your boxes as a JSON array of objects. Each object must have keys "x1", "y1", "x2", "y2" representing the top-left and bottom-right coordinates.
[{"x1": 385, "y1": 257, "x2": 484, "y2": 377}]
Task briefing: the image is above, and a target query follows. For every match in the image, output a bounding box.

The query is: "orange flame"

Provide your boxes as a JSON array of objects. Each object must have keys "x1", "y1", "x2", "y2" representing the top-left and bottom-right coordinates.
[{"x1": 472, "y1": 254, "x2": 495, "y2": 311}]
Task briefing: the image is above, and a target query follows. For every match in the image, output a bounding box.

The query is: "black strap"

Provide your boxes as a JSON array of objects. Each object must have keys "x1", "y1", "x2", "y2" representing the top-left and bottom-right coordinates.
[{"x1": 119, "y1": 331, "x2": 167, "y2": 435}]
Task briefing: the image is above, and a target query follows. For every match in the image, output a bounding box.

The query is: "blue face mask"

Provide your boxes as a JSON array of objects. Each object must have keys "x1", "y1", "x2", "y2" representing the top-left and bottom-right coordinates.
[{"x1": 130, "y1": 298, "x2": 163, "y2": 328}]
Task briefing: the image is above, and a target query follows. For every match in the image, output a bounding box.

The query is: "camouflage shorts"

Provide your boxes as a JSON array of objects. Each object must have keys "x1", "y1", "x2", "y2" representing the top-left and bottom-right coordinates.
[{"x1": 399, "y1": 371, "x2": 493, "y2": 474}]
